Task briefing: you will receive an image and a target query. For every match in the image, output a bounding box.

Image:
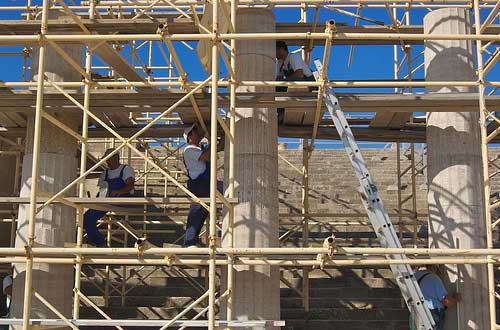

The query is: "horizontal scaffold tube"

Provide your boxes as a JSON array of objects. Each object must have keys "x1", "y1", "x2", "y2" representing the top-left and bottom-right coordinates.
[
  {"x1": 0, "y1": 4, "x2": 491, "y2": 9},
  {"x1": 0, "y1": 80, "x2": 494, "y2": 88},
  {"x1": 2, "y1": 247, "x2": 500, "y2": 257},
  {"x1": 0, "y1": 257, "x2": 496, "y2": 267},
  {"x1": 77, "y1": 0, "x2": 496, "y2": 5},
  {"x1": 1, "y1": 32, "x2": 500, "y2": 44}
]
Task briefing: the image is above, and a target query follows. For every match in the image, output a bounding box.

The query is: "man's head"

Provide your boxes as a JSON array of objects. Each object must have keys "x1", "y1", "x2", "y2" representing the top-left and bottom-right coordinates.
[
  {"x1": 3, "y1": 276, "x2": 12, "y2": 297},
  {"x1": 424, "y1": 264, "x2": 443, "y2": 276},
  {"x1": 276, "y1": 41, "x2": 288, "y2": 60},
  {"x1": 102, "y1": 148, "x2": 120, "y2": 170},
  {"x1": 183, "y1": 124, "x2": 203, "y2": 146}
]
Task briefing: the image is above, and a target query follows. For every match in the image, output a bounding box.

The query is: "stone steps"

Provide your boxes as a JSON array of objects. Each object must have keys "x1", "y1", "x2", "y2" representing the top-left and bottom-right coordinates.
[
  {"x1": 283, "y1": 319, "x2": 409, "y2": 330},
  {"x1": 86, "y1": 295, "x2": 403, "y2": 309},
  {"x1": 281, "y1": 307, "x2": 408, "y2": 321},
  {"x1": 80, "y1": 306, "x2": 207, "y2": 320},
  {"x1": 80, "y1": 306, "x2": 407, "y2": 322},
  {"x1": 78, "y1": 256, "x2": 411, "y2": 328}
]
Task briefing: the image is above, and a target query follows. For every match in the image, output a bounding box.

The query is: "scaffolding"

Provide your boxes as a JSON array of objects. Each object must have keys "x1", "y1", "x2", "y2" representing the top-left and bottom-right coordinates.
[{"x1": 0, "y1": 0, "x2": 500, "y2": 329}]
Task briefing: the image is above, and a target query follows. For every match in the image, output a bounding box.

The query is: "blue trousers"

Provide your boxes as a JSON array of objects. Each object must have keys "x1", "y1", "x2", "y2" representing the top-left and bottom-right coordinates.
[
  {"x1": 185, "y1": 178, "x2": 222, "y2": 246},
  {"x1": 83, "y1": 209, "x2": 107, "y2": 246}
]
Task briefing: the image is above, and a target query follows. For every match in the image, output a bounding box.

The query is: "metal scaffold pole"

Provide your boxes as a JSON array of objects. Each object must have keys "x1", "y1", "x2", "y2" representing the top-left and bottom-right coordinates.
[
  {"x1": 0, "y1": 0, "x2": 497, "y2": 329},
  {"x1": 474, "y1": 0, "x2": 497, "y2": 328},
  {"x1": 21, "y1": 0, "x2": 49, "y2": 329},
  {"x1": 208, "y1": 0, "x2": 220, "y2": 328}
]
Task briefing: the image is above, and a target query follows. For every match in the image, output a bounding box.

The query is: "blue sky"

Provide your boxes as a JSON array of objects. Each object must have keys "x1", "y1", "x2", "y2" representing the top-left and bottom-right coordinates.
[
  {"x1": 0, "y1": 1, "x2": 499, "y2": 149},
  {"x1": 1, "y1": 2, "x2": 498, "y2": 89}
]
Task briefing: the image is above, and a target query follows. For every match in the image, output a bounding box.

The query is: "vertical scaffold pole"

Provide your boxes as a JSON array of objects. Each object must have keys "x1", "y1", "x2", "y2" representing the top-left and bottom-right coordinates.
[
  {"x1": 22, "y1": 0, "x2": 49, "y2": 329},
  {"x1": 473, "y1": 1, "x2": 496, "y2": 328},
  {"x1": 301, "y1": 139, "x2": 310, "y2": 312},
  {"x1": 300, "y1": 4, "x2": 311, "y2": 312},
  {"x1": 209, "y1": 0, "x2": 220, "y2": 328},
  {"x1": 73, "y1": 0, "x2": 95, "y2": 320},
  {"x1": 226, "y1": 0, "x2": 238, "y2": 325}
]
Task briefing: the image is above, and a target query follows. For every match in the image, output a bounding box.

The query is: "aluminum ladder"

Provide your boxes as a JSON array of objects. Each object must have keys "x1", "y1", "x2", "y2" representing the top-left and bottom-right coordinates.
[{"x1": 312, "y1": 59, "x2": 435, "y2": 330}]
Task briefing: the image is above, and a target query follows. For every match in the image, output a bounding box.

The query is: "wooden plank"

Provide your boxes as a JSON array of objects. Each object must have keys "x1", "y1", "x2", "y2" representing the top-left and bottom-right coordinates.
[
  {"x1": 0, "y1": 197, "x2": 238, "y2": 205},
  {"x1": 369, "y1": 112, "x2": 396, "y2": 128},
  {"x1": 388, "y1": 112, "x2": 412, "y2": 129},
  {"x1": 0, "y1": 91, "x2": 496, "y2": 130},
  {"x1": 5, "y1": 113, "x2": 26, "y2": 127},
  {"x1": 0, "y1": 113, "x2": 18, "y2": 128},
  {"x1": 279, "y1": 125, "x2": 427, "y2": 143},
  {"x1": 2, "y1": 19, "x2": 500, "y2": 45},
  {"x1": 93, "y1": 43, "x2": 147, "y2": 83},
  {"x1": 283, "y1": 111, "x2": 305, "y2": 125},
  {"x1": 17, "y1": 122, "x2": 500, "y2": 143}
]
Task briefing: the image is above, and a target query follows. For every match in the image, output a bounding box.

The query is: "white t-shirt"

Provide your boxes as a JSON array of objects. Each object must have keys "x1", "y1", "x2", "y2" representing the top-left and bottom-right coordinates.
[
  {"x1": 277, "y1": 52, "x2": 313, "y2": 78},
  {"x1": 184, "y1": 145, "x2": 207, "y2": 180},
  {"x1": 98, "y1": 164, "x2": 135, "y2": 194}
]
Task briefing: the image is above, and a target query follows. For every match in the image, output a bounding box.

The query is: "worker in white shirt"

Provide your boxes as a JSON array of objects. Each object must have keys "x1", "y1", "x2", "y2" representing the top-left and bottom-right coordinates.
[
  {"x1": 182, "y1": 124, "x2": 224, "y2": 247},
  {"x1": 2, "y1": 275, "x2": 12, "y2": 320},
  {"x1": 83, "y1": 148, "x2": 135, "y2": 247},
  {"x1": 276, "y1": 41, "x2": 316, "y2": 124}
]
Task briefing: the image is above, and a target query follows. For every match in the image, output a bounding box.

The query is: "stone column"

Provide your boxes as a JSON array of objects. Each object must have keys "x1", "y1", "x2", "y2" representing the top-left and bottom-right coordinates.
[
  {"x1": 11, "y1": 11, "x2": 82, "y2": 325},
  {"x1": 424, "y1": 8, "x2": 490, "y2": 330},
  {"x1": 221, "y1": 8, "x2": 280, "y2": 329},
  {"x1": 0, "y1": 141, "x2": 19, "y2": 247}
]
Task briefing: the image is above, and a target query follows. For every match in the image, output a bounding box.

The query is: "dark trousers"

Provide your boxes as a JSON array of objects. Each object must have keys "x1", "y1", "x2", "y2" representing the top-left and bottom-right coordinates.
[
  {"x1": 83, "y1": 193, "x2": 132, "y2": 246},
  {"x1": 409, "y1": 308, "x2": 445, "y2": 330},
  {"x1": 276, "y1": 75, "x2": 316, "y2": 123},
  {"x1": 83, "y1": 209, "x2": 107, "y2": 246},
  {"x1": 185, "y1": 178, "x2": 222, "y2": 246}
]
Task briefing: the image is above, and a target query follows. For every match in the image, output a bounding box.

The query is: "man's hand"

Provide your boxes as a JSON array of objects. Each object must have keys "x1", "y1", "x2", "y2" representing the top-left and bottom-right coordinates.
[
  {"x1": 109, "y1": 190, "x2": 121, "y2": 197},
  {"x1": 443, "y1": 292, "x2": 461, "y2": 307},
  {"x1": 217, "y1": 135, "x2": 225, "y2": 152}
]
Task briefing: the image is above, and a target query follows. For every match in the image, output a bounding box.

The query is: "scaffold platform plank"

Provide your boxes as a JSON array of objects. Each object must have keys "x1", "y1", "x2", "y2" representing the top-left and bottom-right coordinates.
[
  {"x1": 0, "y1": 197, "x2": 238, "y2": 205},
  {"x1": 1, "y1": 18, "x2": 500, "y2": 45},
  {"x1": 0, "y1": 91, "x2": 493, "y2": 124},
  {"x1": 0, "y1": 319, "x2": 285, "y2": 327}
]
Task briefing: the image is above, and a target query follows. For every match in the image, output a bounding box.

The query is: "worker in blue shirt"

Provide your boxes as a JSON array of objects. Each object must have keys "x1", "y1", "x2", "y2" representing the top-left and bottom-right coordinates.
[
  {"x1": 182, "y1": 124, "x2": 224, "y2": 247},
  {"x1": 410, "y1": 265, "x2": 461, "y2": 330},
  {"x1": 83, "y1": 148, "x2": 135, "y2": 247}
]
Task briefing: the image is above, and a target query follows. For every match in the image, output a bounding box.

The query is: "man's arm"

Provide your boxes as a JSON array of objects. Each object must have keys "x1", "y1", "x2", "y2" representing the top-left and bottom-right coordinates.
[
  {"x1": 286, "y1": 54, "x2": 307, "y2": 80},
  {"x1": 442, "y1": 292, "x2": 461, "y2": 307},
  {"x1": 198, "y1": 136, "x2": 225, "y2": 162},
  {"x1": 286, "y1": 68, "x2": 305, "y2": 80},
  {"x1": 109, "y1": 177, "x2": 135, "y2": 197},
  {"x1": 87, "y1": 172, "x2": 102, "y2": 179}
]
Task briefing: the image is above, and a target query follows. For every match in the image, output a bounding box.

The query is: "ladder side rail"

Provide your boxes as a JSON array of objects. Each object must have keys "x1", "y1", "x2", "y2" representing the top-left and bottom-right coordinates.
[{"x1": 313, "y1": 59, "x2": 435, "y2": 330}]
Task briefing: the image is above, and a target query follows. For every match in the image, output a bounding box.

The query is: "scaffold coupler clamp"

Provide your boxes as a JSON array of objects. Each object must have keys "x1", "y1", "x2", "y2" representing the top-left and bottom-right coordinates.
[
  {"x1": 157, "y1": 21, "x2": 188, "y2": 90},
  {"x1": 316, "y1": 235, "x2": 335, "y2": 270},
  {"x1": 164, "y1": 254, "x2": 175, "y2": 268},
  {"x1": 24, "y1": 245, "x2": 34, "y2": 259},
  {"x1": 208, "y1": 235, "x2": 217, "y2": 249},
  {"x1": 135, "y1": 237, "x2": 148, "y2": 257},
  {"x1": 325, "y1": 19, "x2": 336, "y2": 34},
  {"x1": 156, "y1": 22, "x2": 168, "y2": 36},
  {"x1": 30, "y1": 6, "x2": 39, "y2": 21},
  {"x1": 324, "y1": 234, "x2": 336, "y2": 257}
]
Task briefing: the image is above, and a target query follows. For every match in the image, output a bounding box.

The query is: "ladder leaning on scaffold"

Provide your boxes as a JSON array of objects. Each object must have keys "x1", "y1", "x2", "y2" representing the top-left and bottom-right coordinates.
[{"x1": 312, "y1": 59, "x2": 436, "y2": 330}]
